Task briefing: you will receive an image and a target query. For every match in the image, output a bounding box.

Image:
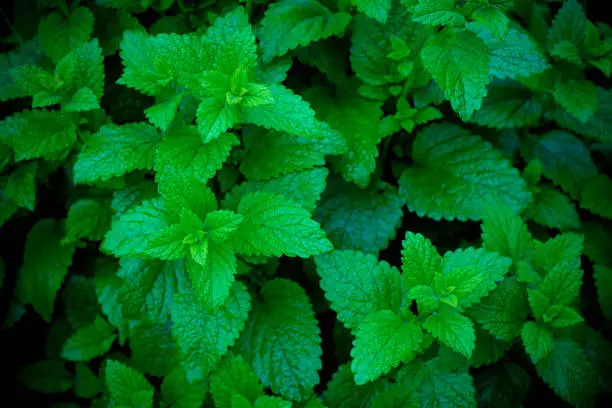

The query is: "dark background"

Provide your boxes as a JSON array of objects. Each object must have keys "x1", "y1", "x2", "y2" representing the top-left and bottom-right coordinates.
[{"x1": 1, "y1": 0, "x2": 611, "y2": 406}]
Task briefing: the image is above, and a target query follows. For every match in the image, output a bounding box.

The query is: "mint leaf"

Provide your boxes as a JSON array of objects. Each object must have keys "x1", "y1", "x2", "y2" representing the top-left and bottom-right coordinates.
[
  {"x1": 61, "y1": 316, "x2": 116, "y2": 362},
  {"x1": 231, "y1": 192, "x2": 332, "y2": 258},
  {"x1": 525, "y1": 184, "x2": 580, "y2": 230},
  {"x1": 172, "y1": 282, "x2": 251, "y2": 381},
  {"x1": 210, "y1": 354, "x2": 265, "y2": 408},
  {"x1": 315, "y1": 250, "x2": 405, "y2": 330},
  {"x1": 424, "y1": 306, "x2": 476, "y2": 358},
  {"x1": 102, "y1": 198, "x2": 197, "y2": 260},
  {"x1": 412, "y1": 0, "x2": 465, "y2": 27},
  {"x1": 155, "y1": 123, "x2": 239, "y2": 185},
  {"x1": 161, "y1": 367, "x2": 207, "y2": 408},
  {"x1": 352, "y1": 0, "x2": 392, "y2": 23},
  {"x1": 189, "y1": 241, "x2": 237, "y2": 311},
  {"x1": 236, "y1": 279, "x2": 322, "y2": 401},
  {"x1": 594, "y1": 265, "x2": 612, "y2": 320},
  {"x1": 399, "y1": 123, "x2": 531, "y2": 221},
  {"x1": 74, "y1": 123, "x2": 161, "y2": 184},
  {"x1": 38, "y1": 7, "x2": 94, "y2": 62},
  {"x1": 521, "y1": 321, "x2": 554, "y2": 363},
  {"x1": 258, "y1": 0, "x2": 351, "y2": 63},
  {"x1": 64, "y1": 198, "x2": 112, "y2": 243},
  {"x1": 315, "y1": 176, "x2": 402, "y2": 255},
  {"x1": 580, "y1": 174, "x2": 612, "y2": 219},
  {"x1": 105, "y1": 360, "x2": 154, "y2": 408},
  {"x1": 351, "y1": 309, "x2": 423, "y2": 385},
  {"x1": 421, "y1": 30, "x2": 489, "y2": 120},
  {"x1": 554, "y1": 80, "x2": 598, "y2": 123},
  {"x1": 547, "y1": 0, "x2": 587, "y2": 54},
  {"x1": 74, "y1": 364, "x2": 102, "y2": 398},
  {"x1": 535, "y1": 338, "x2": 597, "y2": 406},
  {"x1": 5, "y1": 161, "x2": 37, "y2": 211},
  {"x1": 468, "y1": 277, "x2": 529, "y2": 342},
  {"x1": 0, "y1": 110, "x2": 77, "y2": 161},
  {"x1": 16, "y1": 219, "x2": 76, "y2": 322},
  {"x1": 481, "y1": 198, "x2": 533, "y2": 263}
]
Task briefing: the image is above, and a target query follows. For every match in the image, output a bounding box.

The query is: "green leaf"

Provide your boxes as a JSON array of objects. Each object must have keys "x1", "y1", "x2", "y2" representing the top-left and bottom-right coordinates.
[
  {"x1": 21, "y1": 360, "x2": 73, "y2": 393},
  {"x1": 9, "y1": 64, "x2": 58, "y2": 98},
  {"x1": 421, "y1": 30, "x2": 489, "y2": 120},
  {"x1": 352, "y1": 0, "x2": 392, "y2": 23},
  {"x1": 480, "y1": 26, "x2": 550, "y2": 80},
  {"x1": 538, "y1": 260, "x2": 583, "y2": 306},
  {"x1": 155, "y1": 123, "x2": 239, "y2": 186},
  {"x1": 423, "y1": 306, "x2": 476, "y2": 358},
  {"x1": 315, "y1": 250, "x2": 405, "y2": 330},
  {"x1": 0, "y1": 110, "x2": 77, "y2": 161},
  {"x1": 441, "y1": 246, "x2": 511, "y2": 310},
  {"x1": 470, "y1": 81, "x2": 543, "y2": 129},
  {"x1": 102, "y1": 198, "x2": 198, "y2": 260},
  {"x1": 469, "y1": 6, "x2": 510, "y2": 40},
  {"x1": 254, "y1": 396, "x2": 292, "y2": 408},
  {"x1": 547, "y1": 0, "x2": 586, "y2": 53},
  {"x1": 5, "y1": 161, "x2": 37, "y2": 211},
  {"x1": 74, "y1": 364, "x2": 102, "y2": 398},
  {"x1": 351, "y1": 309, "x2": 423, "y2": 385},
  {"x1": 580, "y1": 174, "x2": 612, "y2": 219},
  {"x1": 533, "y1": 232, "x2": 583, "y2": 272},
  {"x1": 401, "y1": 232, "x2": 442, "y2": 289},
  {"x1": 16, "y1": 219, "x2": 76, "y2": 322},
  {"x1": 105, "y1": 360, "x2": 154, "y2": 408},
  {"x1": 74, "y1": 123, "x2": 161, "y2": 184},
  {"x1": 594, "y1": 265, "x2": 612, "y2": 320},
  {"x1": 188, "y1": 241, "x2": 237, "y2": 311},
  {"x1": 324, "y1": 364, "x2": 392, "y2": 408},
  {"x1": 224, "y1": 168, "x2": 328, "y2": 213},
  {"x1": 467, "y1": 277, "x2": 529, "y2": 342},
  {"x1": 231, "y1": 192, "x2": 332, "y2": 258},
  {"x1": 38, "y1": 7, "x2": 94, "y2": 62},
  {"x1": 61, "y1": 316, "x2": 116, "y2": 362},
  {"x1": 535, "y1": 338, "x2": 597, "y2": 406},
  {"x1": 525, "y1": 184, "x2": 580, "y2": 230},
  {"x1": 521, "y1": 321, "x2": 553, "y2": 363},
  {"x1": 554, "y1": 88, "x2": 612, "y2": 144},
  {"x1": 542, "y1": 305, "x2": 583, "y2": 328},
  {"x1": 412, "y1": 0, "x2": 465, "y2": 27},
  {"x1": 196, "y1": 96, "x2": 239, "y2": 143},
  {"x1": 399, "y1": 123, "x2": 531, "y2": 221},
  {"x1": 161, "y1": 367, "x2": 207, "y2": 408},
  {"x1": 398, "y1": 359, "x2": 477, "y2": 408},
  {"x1": 241, "y1": 84, "x2": 325, "y2": 140},
  {"x1": 64, "y1": 198, "x2": 112, "y2": 243},
  {"x1": 314, "y1": 176, "x2": 402, "y2": 255},
  {"x1": 474, "y1": 363, "x2": 531, "y2": 408},
  {"x1": 481, "y1": 198, "x2": 533, "y2": 263},
  {"x1": 521, "y1": 131, "x2": 596, "y2": 200},
  {"x1": 240, "y1": 126, "x2": 345, "y2": 180},
  {"x1": 258, "y1": 0, "x2": 351, "y2": 63},
  {"x1": 55, "y1": 39, "x2": 105, "y2": 103},
  {"x1": 144, "y1": 93, "x2": 183, "y2": 131},
  {"x1": 210, "y1": 354, "x2": 265, "y2": 408},
  {"x1": 323, "y1": 97, "x2": 384, "y2": 188},
  {"x1": 554, "y1": 80, "x2": 598, "y2": 123},
  {"x1": 129, "y1": 320, "x2": 178, "y2": 377},
  {"x1": 172, "y1": 282, "x2": 251, "y2": 381},
  {"x1": 117, "y1": 258, "x2": 190, "y2": 324},
  {"x1": 205, "y1": 210, "x2": 244, "y2": 243},
  {"x1": 236, "y1": 279, "x2": 322, "y2": 401}
]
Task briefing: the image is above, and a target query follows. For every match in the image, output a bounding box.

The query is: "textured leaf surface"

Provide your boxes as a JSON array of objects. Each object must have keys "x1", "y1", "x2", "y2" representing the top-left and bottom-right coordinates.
[
  {"x1": 231, "y1": 192, "x2": 332, "y2": 257},
  {"x1": 535, "y1": 338, "x2": 597, "y2": 406},
  {"x1": 105, "y1": 360, "x2": 154, "y2": 408},
  {"x1": 17, "y1": 219, "x2": 76, "y2": 322},
  {"x1": 424, "y1": 307, "x2": 476, "y2": 358},
  {"x1": 74, "y1": 123, "x2": 161, "y2": 184},
  {"x1": 421, "y1": 30, "x2": 489, "y2": 120},
  {"x1": 315, "y1": 250, "x2": 404, "y2": 330},
  {"x1": 351, "y1": 310, "x2": 423, "y2": 385},
  {"x1": 521, "y1": 321, "x2": 554, "y2": 363},
  {"x1": 399, "y1": 123, "x2": 531, "y2": 221},
  {"x1": 314, "y1": 176, "x2": 402, "y2": 255},
  {"x1": 20, "y1": 360, "x2": 73, "y2": 393},
  {"x1": 210, "y1": 354, "x2": 264, "y2": 408},
  {"x1": 39, "y1": 7, "x2": 94, "y2": 62},
  {"x1": 61, "y1": 316, "x2": 116, "y2": 362},
  {"x1": 580, "y1": 174, "x2": 612, "y2": 219},
  {"x1": 258, "y1": 0, "x2": 351, "y2": 63},
  {"x1": 236, "y1": 279, "x2": 322, "y2": 401},
  {"x1": 172, "y1": 282, "x2": 251, "y2": 381}
]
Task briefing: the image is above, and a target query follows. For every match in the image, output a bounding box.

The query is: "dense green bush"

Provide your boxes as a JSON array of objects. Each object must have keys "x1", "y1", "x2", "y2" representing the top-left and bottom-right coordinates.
[{"x1": 1, "y1": 0, "x2": 611, "y2": 407}]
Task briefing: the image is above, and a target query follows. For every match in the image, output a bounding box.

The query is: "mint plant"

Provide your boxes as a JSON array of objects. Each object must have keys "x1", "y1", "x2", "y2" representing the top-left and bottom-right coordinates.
[{"x1": 1, "y1": 0, "x2": 611, "y2": 407}]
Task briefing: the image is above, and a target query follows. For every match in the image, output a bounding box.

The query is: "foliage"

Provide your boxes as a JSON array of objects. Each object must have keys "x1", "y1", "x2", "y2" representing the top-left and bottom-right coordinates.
[{"x1": 1, "y1": 0, "x2": 611, "y2": 407}]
